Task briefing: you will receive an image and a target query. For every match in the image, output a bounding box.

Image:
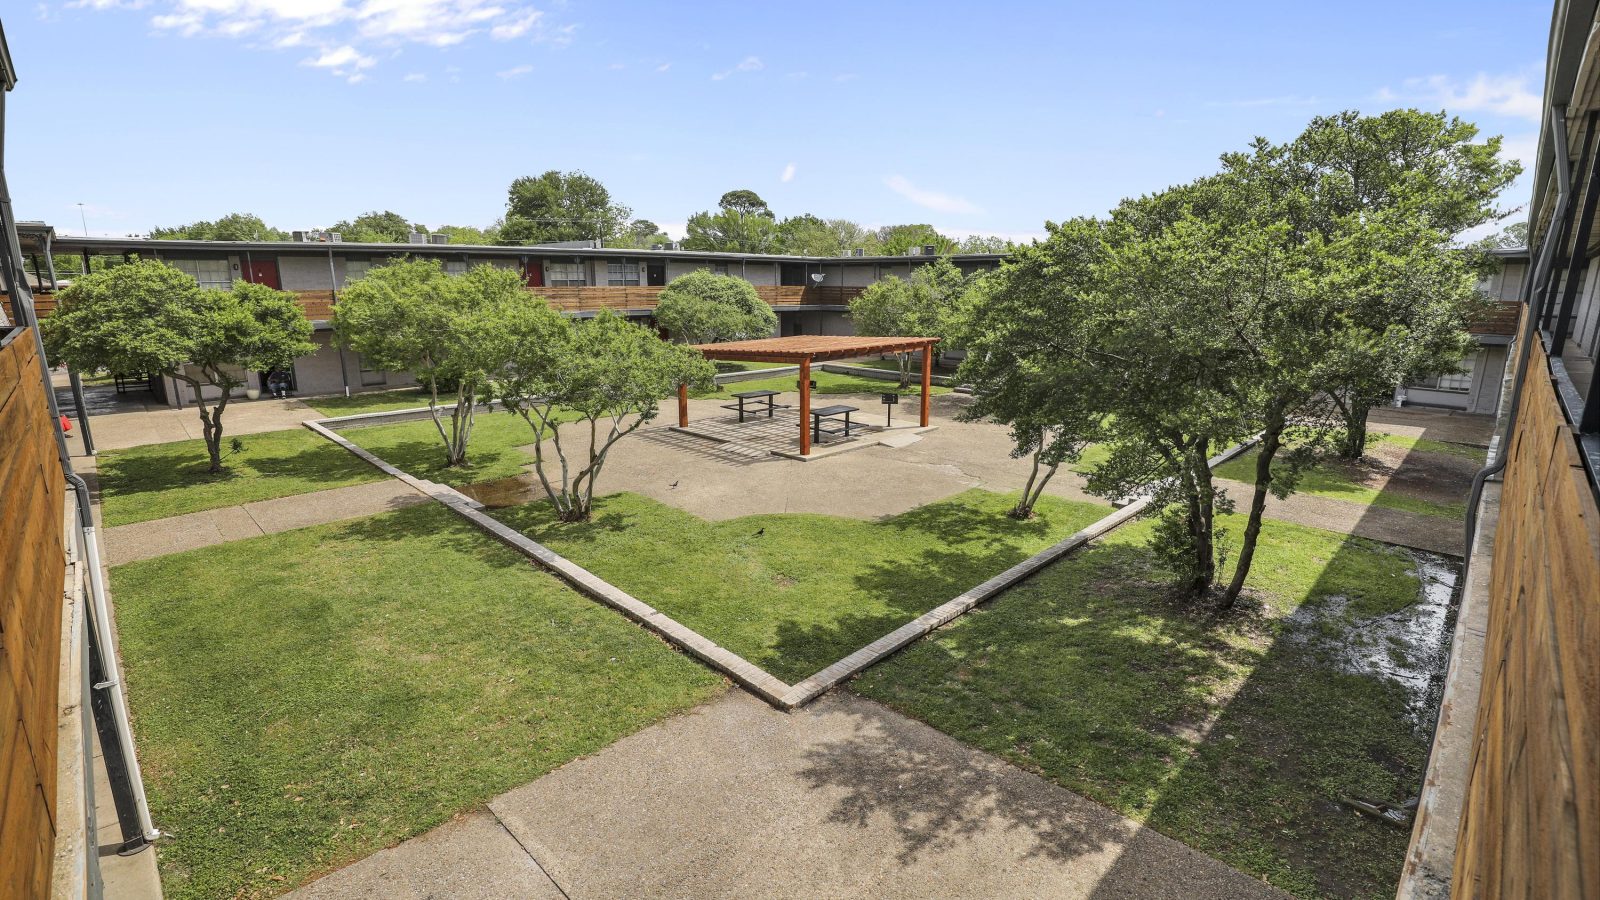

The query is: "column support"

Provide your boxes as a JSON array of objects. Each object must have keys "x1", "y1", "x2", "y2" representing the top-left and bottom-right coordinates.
[
  {"x1": 798, "y1": 357, "x2": 811, "y2": 455},
  {"x1": 919, "y1": 343, "x2": 932, "y2": 427},
  {"x1": 677, "y1": 381, "x2": 688, "y2": 427}
]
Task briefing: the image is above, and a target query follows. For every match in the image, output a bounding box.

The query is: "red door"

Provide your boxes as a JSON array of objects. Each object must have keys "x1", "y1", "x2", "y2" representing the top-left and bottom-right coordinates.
[
  {"x1": 244, "y1": 259, "x2": 281, "y2": 288},
  {"x1": 522, "y1": 260, "x2": 544, "y2": 287}
]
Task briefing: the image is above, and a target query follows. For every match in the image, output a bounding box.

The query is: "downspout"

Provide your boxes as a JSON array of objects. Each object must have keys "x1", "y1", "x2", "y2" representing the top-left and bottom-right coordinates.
[{"x1": 329, "y1": 248, "x2": 350, "y2": 397}]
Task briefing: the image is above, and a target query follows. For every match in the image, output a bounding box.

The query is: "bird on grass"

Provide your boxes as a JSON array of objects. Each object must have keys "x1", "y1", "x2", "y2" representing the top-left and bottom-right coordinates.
[
  {"x1": 669, "y1": 480, "x2": 680, "y2": 489},
  {"x1": 754, "y1": 527, "x2": 765, "y2": 536}
]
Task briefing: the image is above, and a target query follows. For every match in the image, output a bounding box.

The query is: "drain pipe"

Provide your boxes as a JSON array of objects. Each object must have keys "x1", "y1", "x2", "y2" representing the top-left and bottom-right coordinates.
[{"x1": 67, "y1": 472, "x2": 160, "y2": 853}]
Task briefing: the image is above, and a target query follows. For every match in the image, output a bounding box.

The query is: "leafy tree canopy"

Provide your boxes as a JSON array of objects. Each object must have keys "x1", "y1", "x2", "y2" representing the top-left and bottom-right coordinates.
[
  {"x1": 683, "y1": 189, "x2": 779, "y2": 253},
  {"x1": 718, "y1": 190, "x2": 771, "y2": 216},
  {"x1": 151, "y1": 212, "x2": 288, "y2": 241},
  {"x1": 608, "y1": 219, "x2": 672, "y2": 250},
  {"x1": 502, "y1": 170, "x2": 632, "y2": 244},
  {"x1": 868, "y1": 224, "x2": 956, "y2": 257},
  {"x1": 328, "y1": 210, "x2": 423, "y2": 243},
  {"x1": 654, "y1": 270, "x2": 777, "y2": 344},
  {"x1": 851, "y1": 257, "x2": 973, "y2": 386},
  {"x1": 42, "y1": 260, "x2": 312, "y2": 471}
]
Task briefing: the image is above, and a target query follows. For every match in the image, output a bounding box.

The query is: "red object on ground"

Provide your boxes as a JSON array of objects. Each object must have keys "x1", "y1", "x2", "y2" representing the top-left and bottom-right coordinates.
[{"x1": 60, "y1": 414, "x2": 72, "y2": 432}]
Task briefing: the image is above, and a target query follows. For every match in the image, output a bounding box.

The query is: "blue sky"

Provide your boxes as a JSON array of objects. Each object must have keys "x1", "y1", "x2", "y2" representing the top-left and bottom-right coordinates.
[{"x1": 8, "y1": 0, "x2": 1551, "y2": 241}]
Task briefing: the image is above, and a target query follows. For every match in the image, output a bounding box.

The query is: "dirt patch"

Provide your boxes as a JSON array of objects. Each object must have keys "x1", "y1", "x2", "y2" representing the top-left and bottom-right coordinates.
[{"x1": 1329, "y1": 441, "x2": 1481, "y2": 506}]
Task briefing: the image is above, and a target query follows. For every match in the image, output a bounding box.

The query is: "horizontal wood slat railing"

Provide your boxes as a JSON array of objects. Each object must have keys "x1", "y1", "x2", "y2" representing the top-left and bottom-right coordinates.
[
  {"x1": 0, "y1": 328, "x2": 68, "y2": 900},
  {"x1": 1452, "y1": 330, "x2": 1600, "y2": 899},
  {"x1": 7, "y1": 284, "x2": 870, "y2": 322},
  {"x1": 1468, "y1": 301, "x2": 1523, "y2": 336}
]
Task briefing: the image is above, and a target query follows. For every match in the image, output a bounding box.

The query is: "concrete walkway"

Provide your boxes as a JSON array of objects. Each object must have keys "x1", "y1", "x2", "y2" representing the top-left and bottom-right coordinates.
[
  {"x1": 1214, "y1": 478, "x2": 1465, "y2": 556},
  {"x1": 290, "y1": 691, "x2": 1288, "y2": 900},
  {"x1": 81, "y1": 397, "x2": 318, "y2": 452},
  {"x1": 102, "y1": 480, "x2": 429, "y2": 565}
]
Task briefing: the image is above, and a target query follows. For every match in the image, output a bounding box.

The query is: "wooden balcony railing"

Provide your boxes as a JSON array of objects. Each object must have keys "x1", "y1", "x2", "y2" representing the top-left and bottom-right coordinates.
[
  {"x1": 1469, "y1": 300, "x2": 1522, "y2": 335},
  {"x1": 0, "y1": 293, "x2": 57, "y2": 322},
  {"x1": 523, "y1": 284, "x2": 865, "y2": 313}
]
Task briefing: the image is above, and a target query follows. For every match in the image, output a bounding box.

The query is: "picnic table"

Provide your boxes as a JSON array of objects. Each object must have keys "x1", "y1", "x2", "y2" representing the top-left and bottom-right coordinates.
[
  {"x1": 723, "y1": 389, "x2": 781, "y2": 422},
  {"x1": 810, "y1": 404, "x2": 861, "y2": 444}
]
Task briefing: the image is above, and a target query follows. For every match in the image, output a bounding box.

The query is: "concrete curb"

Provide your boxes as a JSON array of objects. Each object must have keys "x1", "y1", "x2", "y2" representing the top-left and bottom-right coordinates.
[{"x1": 304, "y1": 412, "x2": 1260, "y2": 711}]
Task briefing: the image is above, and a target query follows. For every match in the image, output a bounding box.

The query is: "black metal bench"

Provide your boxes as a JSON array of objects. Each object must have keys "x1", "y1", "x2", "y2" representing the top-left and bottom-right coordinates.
[
  {"x1": 810, "y1": 404, "x2": 861, "y2": 444},
  {"x1": 722, "y1": 389, "x2": 781, "y2": 422}
]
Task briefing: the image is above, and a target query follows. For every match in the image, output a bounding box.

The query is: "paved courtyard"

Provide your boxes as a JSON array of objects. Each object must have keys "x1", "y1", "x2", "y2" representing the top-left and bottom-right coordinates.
[{"x1": 289, "y1": 691, "x2": 1288, "y2": 900}]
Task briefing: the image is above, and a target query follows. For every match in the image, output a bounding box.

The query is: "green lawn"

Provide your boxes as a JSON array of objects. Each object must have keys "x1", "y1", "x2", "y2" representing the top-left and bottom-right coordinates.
[
  {"x1": 304, "y1": 388, "x2": 436, "y2": 417},
  {"x1": 692, "y1": 369, "x2": 953, "y2": 399},
  {"x1": 854, "y1": 515, "x2": 1433, "y2": 899},
  {"x1": 491, "y1": 489, "x2": 1110, "y2": 682},
  {"x1": 98, "y1": 429, "x2": 385, "y2": 526},
  {"x1": 339, "y1": 407, "x2": 584, "y2": 488},
  {"x1": 713, "y1": 360, "x2": 790, "y2": 373},
  {"x1": 1369, "y1": 430, "x2": 1488, "y2": 462},
  {"x1": 112, "y1": 503, "x2": 724, "y2": 900},
  {"x1": 1212, "y1": 435, "x2": 1470, "y2": 519}
]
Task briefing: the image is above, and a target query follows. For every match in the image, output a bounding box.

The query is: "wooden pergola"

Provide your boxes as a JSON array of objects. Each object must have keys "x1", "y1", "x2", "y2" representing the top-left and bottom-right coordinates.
[{"x1": 681, "y1": 335, "x2": 940, "y2": 456}]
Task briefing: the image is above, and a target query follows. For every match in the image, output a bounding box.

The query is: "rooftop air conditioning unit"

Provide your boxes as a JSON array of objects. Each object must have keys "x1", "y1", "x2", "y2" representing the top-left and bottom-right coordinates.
[
  {"x1": 292, "y1": 230, "x2": 309, "y2": 242},
  {"x1": 922, "y1": 244, "x2": 937, "y2": 256},
  {"x1": 851, "y1": 247, "x2": 865, "y2": 257},
  {"x1": 905, "y1": 246, "x2": 922, "y2": 256},
  {"x1": 651, "y1": 243, "x2": 665, "y2": 251},
  {"x1": 329, "y1": 232, "x2": 343, "y2": 243},
  {"x1": 407, "y1": 232, "x2": 428, "y2": 244},
  {"x1": 429, "y1": 233, "x2": 450, "y2": 245}
]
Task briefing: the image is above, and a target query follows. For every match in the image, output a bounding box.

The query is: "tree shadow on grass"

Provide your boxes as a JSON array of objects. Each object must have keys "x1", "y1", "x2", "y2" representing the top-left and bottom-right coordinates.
[
  {"x1": 326, "y1": 503, "x2": 540, "y2": 573},
  {"x1": 99, "y1": 439, "x2": 376, "y2": 503}
]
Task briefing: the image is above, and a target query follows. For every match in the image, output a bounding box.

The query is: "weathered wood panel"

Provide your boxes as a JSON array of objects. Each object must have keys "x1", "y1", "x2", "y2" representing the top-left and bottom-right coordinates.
[
  {"x1": 1453, "y1": 334, "x2": 1600, "y2": 899},
  {"x1": 0, "y1": 329, "x2": 67, "y2": 900},
  {"x1": 0, "y1": 293, "x2": 57, "y2": 322}
]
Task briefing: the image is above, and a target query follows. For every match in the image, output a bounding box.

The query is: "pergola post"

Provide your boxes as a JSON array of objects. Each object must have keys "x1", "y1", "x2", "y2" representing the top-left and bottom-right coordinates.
[
  {"x1": 677, "y1": 381, "x2": 688, "y2": 427},
  {"x1": 798, "y1": 357, "x2": 812, "y2": 456},
  {"x1": 920, "y1": 342, "x2": 932, "y2": 427}
]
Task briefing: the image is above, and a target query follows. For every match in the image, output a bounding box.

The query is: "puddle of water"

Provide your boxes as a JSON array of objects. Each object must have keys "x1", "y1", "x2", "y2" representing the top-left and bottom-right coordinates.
[
  {"x1": 1286, "y1": 549, "x2": 1459, "y2": 724},
  {"x1": 457, "y1": 475, "x2": 542, "y2": 509}
]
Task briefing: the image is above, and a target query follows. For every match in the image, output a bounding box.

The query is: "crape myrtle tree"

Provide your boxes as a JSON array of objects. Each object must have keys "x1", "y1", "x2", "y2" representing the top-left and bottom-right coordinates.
[
  {"x1": 653, "y1": 270, "x2": 778, "y2": 344},
  {"x1": 42, "y1": 260, "x2": 313, "y2": 473},
  {"x1": 498, "y1": 311, "x2": 715, "y2": 522},
  {"x1": 954, "y1": 228, "x2": 1104, "y2": 519},
  {"x1": 850, "y1": 257, "x2": 971, "y2": 386},
  {"x1": 334, "y1": 260, "x2": 522, "y2": 467},
  {"x1": 1231, "y1": 109, "x2": 1520, "y2": 458}
]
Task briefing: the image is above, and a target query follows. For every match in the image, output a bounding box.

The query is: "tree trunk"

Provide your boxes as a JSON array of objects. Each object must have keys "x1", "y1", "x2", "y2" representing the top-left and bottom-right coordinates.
[
  {"x1": 898, "y1": 352, "x2": 912, "y2": 389},
  {"x1": 1337, "y1": 398, "x2": 1370, "y2": 460},
  {"x1": 1187, "y1": 446, "x2": 1217, "y2": 595},
  {"x1": 1221, "y1": 416, "x2": 1284, "y2": 609}
]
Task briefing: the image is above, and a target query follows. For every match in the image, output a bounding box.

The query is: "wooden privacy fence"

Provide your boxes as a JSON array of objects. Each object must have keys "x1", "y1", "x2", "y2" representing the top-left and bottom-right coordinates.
[
  {"x1": 0, "y1": 328, "x2": 69, "y2": 899},
  {"x1": 1453, "y1": 336, "x2": 1600, "y2": 898}
]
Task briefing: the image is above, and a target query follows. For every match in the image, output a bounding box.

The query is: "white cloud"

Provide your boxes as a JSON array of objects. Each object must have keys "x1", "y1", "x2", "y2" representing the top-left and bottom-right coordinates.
[
  {"x1": 403, "y1": 71, "x2": 427, "y2": 81},
  {"x1": 1390, "y1": 72, "x2": 1543, "y2": 122},
  {"x1": 497, "y1": 63, "x2": 532, "y2": 78},
  {"x1": 780, "y1": 162, "x2": 796, "y2": 183},
  {"x1": 712, "y1": 55, "x2": 762, "y2": 80},
  {"x1": 75, "y1": 0, "x2": 575, "y2": 80},
  {"x1": 304, "y1": 43, "x2": 374, "y2": 69},
  {"x1": 655, "y1": 62, "x2": 670, "y2": 73},
  {"x1": 883, "y1": 175, "x2": 983, "y2": 215}
]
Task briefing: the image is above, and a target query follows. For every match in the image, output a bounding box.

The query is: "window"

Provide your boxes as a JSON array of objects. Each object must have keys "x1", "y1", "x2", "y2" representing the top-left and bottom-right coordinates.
[
  {"x1": 1411, "y1": 352, "x2": 1477, "y2": 393},
  {"x1": 709, "y1": 263, "x2": 729, "y2": 276},
  {"x1": 344, "y1": 259, "x2": 371, "y2": 284},
  {"x1": 168, "y1": 258, "x2": 233, "y2": 290},
  {"x1": 358, "y1": 355, "x2": 387, "y2": 387},
  {"x1": 547, "y1": 262, "x2": 586, "y2": 286},
  {"x1": 444, "y1": 260, "x2": 468, "y2": 277},
  {"x1": 607, "y1": 259, "x2": 641, "y2": 286}
]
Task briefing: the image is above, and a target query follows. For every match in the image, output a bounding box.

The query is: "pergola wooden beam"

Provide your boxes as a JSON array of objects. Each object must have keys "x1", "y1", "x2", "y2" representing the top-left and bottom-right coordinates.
[{"x1": 682, "y1": 335, "x2": 939, "y2": 456}]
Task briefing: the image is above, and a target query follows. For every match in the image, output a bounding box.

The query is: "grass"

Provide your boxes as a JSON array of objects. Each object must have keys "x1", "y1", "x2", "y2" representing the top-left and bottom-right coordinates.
[
  {"x1": 853, "y1": 515, "x2": 1433, "y2": 899},
  {"x1": 714, "y1": 360, "x2": 790, "y2": 373},
  {"x1": 691, "y1": 369, "x2": 953, "y2": 399},
  {"x1": 97, "y1": 429, "x2": 385, "y2": 526},
  {"x1": 491, "y1": 489, "x2": 1110, "y2": 682},
  {"x1": 112, "y1": 503, "x2": 724, "y2": 900},
  {"x1": 303, "y1": 388, "x2": 435, "y2": 417},
  {"x1": 339, "y1": 407, "x2": 585, "y2": 488},
  {"x1": 1369, "y1": 430, "x2": 1488, "y2": 462},
  {"x1": 1212, "y1": 434, "x2": 1470, "y2": 520}
]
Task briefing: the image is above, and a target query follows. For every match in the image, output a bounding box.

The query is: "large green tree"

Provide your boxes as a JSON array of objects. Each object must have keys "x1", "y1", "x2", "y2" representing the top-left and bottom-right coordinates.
[
  {"x1": 334, "y1": 260, "x2": 522, "y2": 467},
  {"x1": 654, "y1": 270, "x2": 777, "y2": 344},
  {"x1": 328, "y1": 210, "x2": 422, "y2": 243},
  {"x1": 497, "y1": 311, "x2": 715, "y2": 522},
  {"x1": 42, "y1": 261, "x2": 312, "y2": 472},
  {"x1": 607, "y1": 219, "x2": 672, "y2": 250},
  {"x1": 501, "y1": 170, "x2": 632, "y2": 244},
  {"x1": 776, "y1": 215, "x2": 870, "y2": 256},
  {"x1": 850, "y1": 257, "x2": 971, "y2": 386},
  {"x1": 868, "y1": 224, "x2": 955, "y2": 257},
  {"x1": 683, "y1": 190, "x2": 780, "y2": 252},
  {"x1": 151, "y1": 212, "x2": 289, "y2": 241},
  {"x1": 1224, "y1": 109, "x2": 1520, "y2": 458}
]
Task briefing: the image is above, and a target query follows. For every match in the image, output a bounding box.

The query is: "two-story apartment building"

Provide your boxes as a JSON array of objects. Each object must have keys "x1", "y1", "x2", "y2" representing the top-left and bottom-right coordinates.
[{"x1": 10, "y1": 228, "x2": 1002, "y2": 407}]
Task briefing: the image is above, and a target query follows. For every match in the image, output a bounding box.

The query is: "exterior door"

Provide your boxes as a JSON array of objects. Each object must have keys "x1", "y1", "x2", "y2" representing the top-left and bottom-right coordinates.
[
  {"x1": 522, "y1": 260, "x2": 544, "y2": 287},
  {"x1": 647, "y1": 262, "x2": 666, "y2": 286},
  {"x1": 244, "y1": 259, "x2": 281, "y2": 289}
]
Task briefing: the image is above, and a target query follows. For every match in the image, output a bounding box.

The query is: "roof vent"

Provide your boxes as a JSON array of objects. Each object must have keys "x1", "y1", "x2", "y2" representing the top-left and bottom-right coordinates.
[
  {"x1": 407, "y1": 232, "x2": 428, "y2": 244},
  {"x1": 429, "y1": 233, "x2": 449, "y2": 245}
]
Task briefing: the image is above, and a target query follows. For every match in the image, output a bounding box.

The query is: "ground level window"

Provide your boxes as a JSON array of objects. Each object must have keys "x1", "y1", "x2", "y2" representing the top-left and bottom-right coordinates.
[
  {"x1": 1411, "y1": 351, "x2": 1478, "y2": 393},
  {"x1": 607, "y1": 260, "x2": 640, "y2": 286},
  {"x1": 168, "y1": 258, "x2": 234, "y2": 290},
  {"x1": 709, "y1": 263, "x2": 729, "y2": 276},
  {"x1": 548, "y1": 262, "x2": 586, "y2": 286}
]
